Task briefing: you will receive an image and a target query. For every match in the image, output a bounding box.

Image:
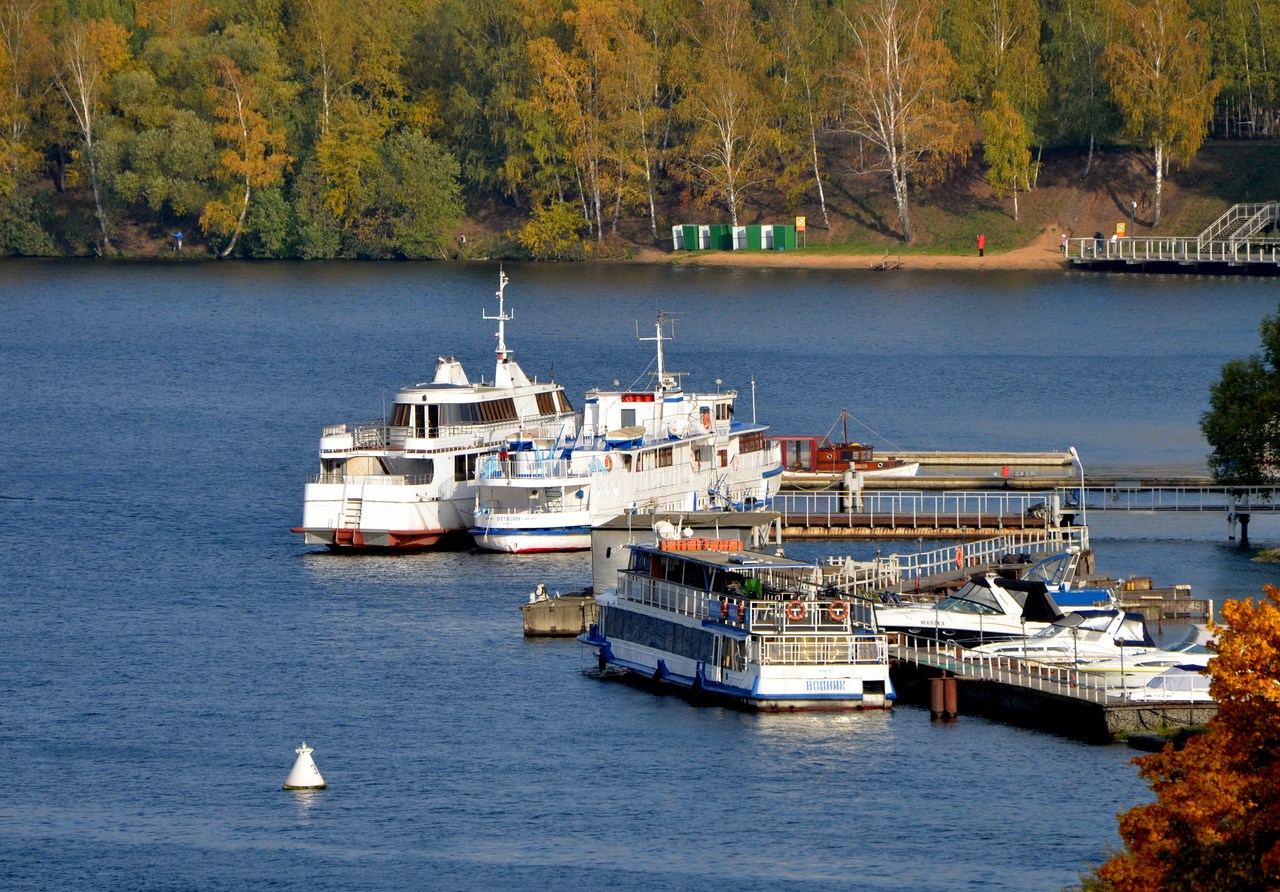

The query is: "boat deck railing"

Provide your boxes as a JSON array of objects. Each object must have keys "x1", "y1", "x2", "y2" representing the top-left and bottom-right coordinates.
[
  {"x1": 757, "y1": 634, "x2": 887, "y2": 666},
  {"x1": 308, "y1": 473, "x2": 434, "y2": 486},
  {"x1": 319, "y1": 414, "x2": 573, "y2": 451},
  {"x1": 619, "y1": 574, "x2": 881, "y2": 638}
]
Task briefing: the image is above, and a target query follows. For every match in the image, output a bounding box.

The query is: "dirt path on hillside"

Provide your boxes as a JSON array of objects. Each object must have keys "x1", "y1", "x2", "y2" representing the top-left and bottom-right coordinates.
[{"x1": 632, "y1": 227, "x2": 1071, "y2": 271}]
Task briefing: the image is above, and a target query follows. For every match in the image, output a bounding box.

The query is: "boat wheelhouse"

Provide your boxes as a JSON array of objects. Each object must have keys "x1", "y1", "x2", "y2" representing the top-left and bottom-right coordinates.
[
  {"x1": 292, "y1": 271, "x2": 578, "y2": 550},
  {"x1": 581, "y1": 530, "x2": 894, "y2": 710},
  {"x1": 469, "y1": 316, "x2": 783, "y2": 553}
]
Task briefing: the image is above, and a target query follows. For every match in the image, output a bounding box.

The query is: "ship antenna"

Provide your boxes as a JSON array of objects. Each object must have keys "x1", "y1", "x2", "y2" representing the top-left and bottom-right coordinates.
[
  {"x1": 485, "y1": 267, "x2": 513, "y2": 361},
  {"x1": 638, "y1": 312, "x2": 677, "y2": 393}
]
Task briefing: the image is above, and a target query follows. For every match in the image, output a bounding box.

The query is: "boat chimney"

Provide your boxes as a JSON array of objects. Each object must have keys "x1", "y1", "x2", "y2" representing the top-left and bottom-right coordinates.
[{"x1": 282, "y1": 741, "x2": 327, "y2": 790}]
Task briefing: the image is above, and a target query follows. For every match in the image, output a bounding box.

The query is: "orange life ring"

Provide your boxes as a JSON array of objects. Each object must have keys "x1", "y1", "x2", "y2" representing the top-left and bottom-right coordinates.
[
  {"x1": 604, "y1": 455, "x2": 613, "y2": 472},
  {"x1": 954, "y1": 546, "x2": 963, "y2": 569},
  {"x1": 784, "y1": 600, "x2": 806, "y2": 621},
  {"x1": 828, "y1": 601, "x2": 848, "y2": 622},
  {"x1": 720, "y1": 599, "x2": 729, "y2": 619},
  {"x1": 702, "y1": 411, "x2": 711, "y2": 430}
]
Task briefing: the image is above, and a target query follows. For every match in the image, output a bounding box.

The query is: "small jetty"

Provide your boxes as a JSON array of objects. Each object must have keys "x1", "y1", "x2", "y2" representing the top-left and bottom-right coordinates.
[
  {"x1": 521, "y1": 585, "x2": 597, "y2": 637},
  {"x1": 891, "y1": 639, "x2": 1217, "y2": 744},
  {"x1": 1067, "y1": 201, "x2": 1280, "y2": 275}
]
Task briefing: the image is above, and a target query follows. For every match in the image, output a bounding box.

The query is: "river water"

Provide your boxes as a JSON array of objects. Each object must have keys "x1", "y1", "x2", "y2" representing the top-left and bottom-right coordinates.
[{"x1": 2, "y1": 260, "x2": 1279, "y2": 890}]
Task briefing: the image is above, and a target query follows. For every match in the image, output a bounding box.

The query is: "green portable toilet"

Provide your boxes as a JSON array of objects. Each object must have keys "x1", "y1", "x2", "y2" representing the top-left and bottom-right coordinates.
[
  {"x1": 709, "y1": 224, "x2": 732, "y2": 250},
  {"x1": 682, "y1": 224, "x2": 700, "y2": 251},
  {"x1": 745, "y1": 225, "x2": 763, "y2": 250},
  {"x1": 773, "y1": 224, "x2": 797, "y2": 250}
]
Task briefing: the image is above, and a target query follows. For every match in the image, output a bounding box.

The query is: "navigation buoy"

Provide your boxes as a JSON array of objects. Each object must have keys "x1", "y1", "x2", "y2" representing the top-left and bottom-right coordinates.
[{"x1": 282, "y1": 741, "x2": 327, "y2": 790}]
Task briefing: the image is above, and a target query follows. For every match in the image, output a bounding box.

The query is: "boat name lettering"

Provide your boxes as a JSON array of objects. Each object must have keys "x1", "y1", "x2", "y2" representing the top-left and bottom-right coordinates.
[{"x1": 805, "y1": 679, "x2": 846, "y2": 692}]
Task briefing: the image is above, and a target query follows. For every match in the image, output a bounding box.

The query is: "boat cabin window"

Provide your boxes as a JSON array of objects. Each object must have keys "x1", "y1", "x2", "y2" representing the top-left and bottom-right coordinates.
[
  {"x1": 621, "y1": 408, "x2": 636, "y2": 428},
  {"x1": 456, "y1": 398, "x2": 518, "y2": 425},
  {"x1": 718, "y1": 449, "x2": 728, "y2": 468},
  {"x1": 535, "y1": 391, "x2": 572, "y2": 416},
  {"x1": 739, "y1": 431, "x2": 764, "y2": 454},
  {"x1": 391, "y1": 403, "x2": 412, "y2": 428},
  {"x1": 454, "y1": 453, "x2": 478, "y2": 482},
  {"x1": 715, "y1": 402, "x2": 734, "y2": 421},
  {"x1": 656, "y1": 446, "x2": 673, "y2": 468}
]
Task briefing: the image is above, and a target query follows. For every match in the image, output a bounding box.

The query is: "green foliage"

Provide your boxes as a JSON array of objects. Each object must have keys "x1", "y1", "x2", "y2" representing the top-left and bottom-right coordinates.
[
  {"x1": 518, "y1": 200, "x2": 587, "y2": 260},
  {"x1": 6, "y1": 0, "x2": 1278, "y2": 257},
  {"x1": 0, "y1": 191, "x2": 57, "y2": 255},
  {"x1": 1200, "y1": 305, "x2": 1280, "y2": 484}
]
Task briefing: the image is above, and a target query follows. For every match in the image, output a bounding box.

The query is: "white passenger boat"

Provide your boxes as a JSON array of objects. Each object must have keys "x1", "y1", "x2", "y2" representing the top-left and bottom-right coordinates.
[
  {"x1": 469, "y1": 316, "x2": 784, "y2": 553},
  {"x1": 579, "y1": 526, "x2": 894, "y2": 710},
  {"x1": 292, "y1": 271, "x2": 578, "y2": 550}
]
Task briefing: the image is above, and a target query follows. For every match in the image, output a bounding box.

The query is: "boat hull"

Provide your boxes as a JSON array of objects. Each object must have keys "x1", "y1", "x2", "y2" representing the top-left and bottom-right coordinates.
[
  {"x1": 469, "y1": 525, "x2": 592, "y2": 553},
  {"x1": 299, "y1": 479, "x2": 471, "y2": 551}
]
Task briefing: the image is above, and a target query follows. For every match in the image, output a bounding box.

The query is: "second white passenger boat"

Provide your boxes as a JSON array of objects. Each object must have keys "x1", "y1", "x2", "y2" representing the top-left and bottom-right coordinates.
[
  {"x1": 292, "y1": 271, "x2": 578, "y2": 550},
  {"x1": 469, "y1": 316, "x2": 784, "y2": 552},
  {"x1": 579, "y1": 526, "x2": 895, "y2": 710}
]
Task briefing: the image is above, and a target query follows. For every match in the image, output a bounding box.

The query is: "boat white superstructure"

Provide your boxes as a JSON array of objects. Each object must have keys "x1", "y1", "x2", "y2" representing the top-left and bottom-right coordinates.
[
  {"x1": 580, "y1": 527, "x2": 894, "y2": 710},
  {"x1": 469, "y1": 316, "x2": 783, "y2": 553},
  {"x1": 293, "y1": 271, "x2": 578, "y2": 550}
]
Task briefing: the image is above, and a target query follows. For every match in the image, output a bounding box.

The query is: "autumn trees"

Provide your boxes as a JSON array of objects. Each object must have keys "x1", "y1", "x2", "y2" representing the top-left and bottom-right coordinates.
[
  {"x1": 1090, "y1": 585, "x2": 1280, "y2": 891},
  {"x1": 0, "y1": 0, "x2": 1269, "y2": 256}
]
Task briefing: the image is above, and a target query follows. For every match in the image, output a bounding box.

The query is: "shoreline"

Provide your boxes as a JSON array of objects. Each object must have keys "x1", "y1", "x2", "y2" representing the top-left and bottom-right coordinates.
[{"x1": 631, "y1": 228, "x2": 1071, "y2": 272}]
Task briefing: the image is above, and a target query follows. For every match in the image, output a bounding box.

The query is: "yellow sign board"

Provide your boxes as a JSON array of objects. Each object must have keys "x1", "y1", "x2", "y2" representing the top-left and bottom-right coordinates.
[
  {"x1": 796, "y1": 216, "x2": 806, "y2": 232},
  {"x1": 1116, "y1": 221, "x2": 1127, "y2": 237}
]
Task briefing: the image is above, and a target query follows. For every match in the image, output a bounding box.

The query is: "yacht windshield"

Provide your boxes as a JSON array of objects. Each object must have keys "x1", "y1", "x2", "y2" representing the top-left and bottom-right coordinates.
[{"x1": 936, "y1": 582, "x2": 1002, "y2": 615}]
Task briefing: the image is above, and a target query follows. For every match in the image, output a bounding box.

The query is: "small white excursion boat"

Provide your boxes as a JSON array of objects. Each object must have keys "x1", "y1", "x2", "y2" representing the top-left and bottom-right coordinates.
[
  {"x1": 469, "y1": 315, "x2": 783, "y2": 553},
  {"x1": 292, "y1": 271, "x2": 579, "y2": 550},
  {"x1": 580, "y1": 525, "x2": 894, "y2": 710}
]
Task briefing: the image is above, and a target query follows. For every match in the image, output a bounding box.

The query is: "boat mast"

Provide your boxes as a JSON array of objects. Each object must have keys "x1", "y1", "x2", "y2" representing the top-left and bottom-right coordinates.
[
  {"x1": 485, "y1": 268, "x2": 513, "y2": 362},
  {"x1": 637, "y1": 313, "x2": 678, "y2": 394}
]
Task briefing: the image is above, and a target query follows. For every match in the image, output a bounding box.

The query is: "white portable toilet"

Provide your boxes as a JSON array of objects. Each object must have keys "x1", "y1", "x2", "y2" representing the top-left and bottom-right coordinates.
[
  {"x1": 671, "y1": 225, "x2": 685, "y2": 251},
  {"x1": 732, "y1": 226, "x2": 747, "y2": 249}
]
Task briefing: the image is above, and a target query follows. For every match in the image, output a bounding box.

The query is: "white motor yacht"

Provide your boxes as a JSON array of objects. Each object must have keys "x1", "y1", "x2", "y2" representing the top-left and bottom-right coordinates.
[{"x1": 293, "y1": 271, "x2": 579, "y2": 550}]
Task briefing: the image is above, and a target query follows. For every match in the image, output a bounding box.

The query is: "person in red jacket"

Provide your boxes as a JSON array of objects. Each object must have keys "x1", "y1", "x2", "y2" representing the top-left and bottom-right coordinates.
[{"x1": 977, "y1": 233, "x2": 986, "y2": 257}]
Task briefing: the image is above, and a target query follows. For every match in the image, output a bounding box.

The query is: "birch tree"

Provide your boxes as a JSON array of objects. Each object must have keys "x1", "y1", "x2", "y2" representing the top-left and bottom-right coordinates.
[
  {"x1": 763, "y1": 0, "x2": 839, "y2": 227},
  {"x1": 832, "y1": 0, "x2": 970, "y2": 242},
  {"x1": 201, "y1": 54, "x2": 292, "y2": 257},
  {"x1": 676, "y1": 0, "x2": 776, "y2": 226},
  {"x1": 53, "y1": 17, "x2": 130, "y2": 252},
  {"x1": 1102, "y1": 0, "x2": 1218, "y2": 225},
  {"x1": 0, "y1": 0, "x2": 50, "y2": 191}
]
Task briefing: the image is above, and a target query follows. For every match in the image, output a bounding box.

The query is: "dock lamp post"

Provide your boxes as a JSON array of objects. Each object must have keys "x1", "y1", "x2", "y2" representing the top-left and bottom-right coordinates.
[{"x1": 1067, "y1": 446, "x2": 1087, "y2": 528}]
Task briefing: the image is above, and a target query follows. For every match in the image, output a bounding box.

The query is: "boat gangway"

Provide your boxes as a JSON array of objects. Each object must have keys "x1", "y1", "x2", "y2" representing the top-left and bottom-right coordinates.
[
  {"x1": 777, "y1": 485, "x2": 1280, "y2": 539},
  {"x1": 890, "y1": 637, "x2": 1218, "y2": 743},
  {"x1": 824, "y1": 526, "x2": 1089, "y2": 598},
  {"x1": 1067, "y1": 201, "x2": 1280, "y2": 274}
]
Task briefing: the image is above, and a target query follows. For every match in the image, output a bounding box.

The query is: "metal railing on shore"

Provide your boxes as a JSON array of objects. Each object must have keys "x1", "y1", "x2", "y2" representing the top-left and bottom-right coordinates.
[
  {"x1": 895, "y1": 637, "x2": 1112, "y2": 704},
  {"x1": 1067, "y1": 235, "x2": 1280, "y2": 266}
]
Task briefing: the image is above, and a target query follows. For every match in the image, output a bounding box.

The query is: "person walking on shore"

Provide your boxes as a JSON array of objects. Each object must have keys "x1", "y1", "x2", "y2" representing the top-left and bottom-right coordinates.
[{"x1": 977, "y1": 233, "x2": 985, "y2": 257}]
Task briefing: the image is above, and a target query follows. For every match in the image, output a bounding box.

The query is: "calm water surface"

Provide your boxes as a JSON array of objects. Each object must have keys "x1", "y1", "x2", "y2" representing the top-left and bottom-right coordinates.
[{"x1": 3, "y1": 260, "x2": 1280, "y2": 890}]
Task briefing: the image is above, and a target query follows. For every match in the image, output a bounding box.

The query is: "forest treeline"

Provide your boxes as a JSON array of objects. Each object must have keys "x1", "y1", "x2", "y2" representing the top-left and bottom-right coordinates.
[{"x1": 0, "y1": 0, "x2": 1276, "y2": 258}]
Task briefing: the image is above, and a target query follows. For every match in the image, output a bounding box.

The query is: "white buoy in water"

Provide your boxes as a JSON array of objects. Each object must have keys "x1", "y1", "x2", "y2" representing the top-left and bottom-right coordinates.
[{"x1": 282, "y1": 741, "x2": 327, "y2": 790}]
